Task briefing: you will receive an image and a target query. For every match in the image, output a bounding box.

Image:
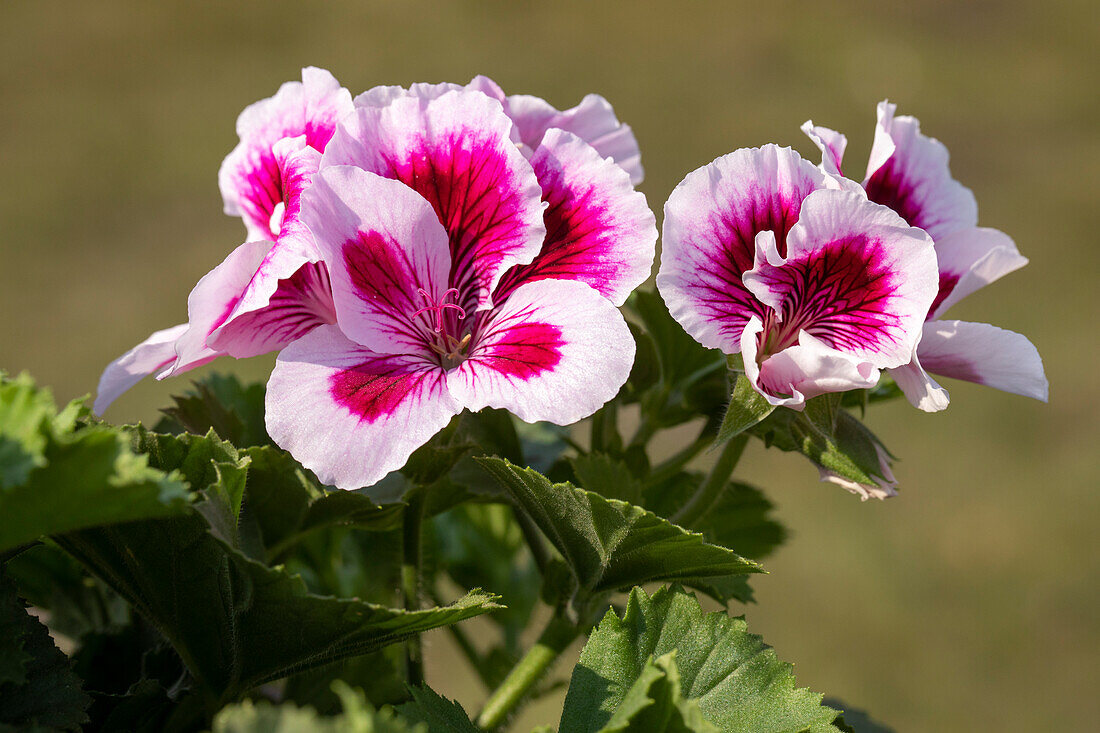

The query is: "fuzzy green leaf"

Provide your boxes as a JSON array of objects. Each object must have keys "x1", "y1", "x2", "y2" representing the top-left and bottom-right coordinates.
[
  {"x1": 55, "y1": 509, "x2": 501, "y2": 699},
  {"x1": 0, "y1": 378, "x2": 191, "y2": 553},
  {"x1": 160, "y1": 374, "x2": 270, "y2": 448},
  {"x1": 0, "y1": 571, "x2": 91, "y2": 730},
  {"x1": 396, "y1": 686, "x2": 480, "y2": 732},
  {"x1": 478, "y1": 459, "x2": 760, "y2": 597},
  {"x1": 561, "y1": 586, "x2": 842, "y2": 733},
  {"x1": 570, "y1": 453, "x2": 644, "y2": 504}
]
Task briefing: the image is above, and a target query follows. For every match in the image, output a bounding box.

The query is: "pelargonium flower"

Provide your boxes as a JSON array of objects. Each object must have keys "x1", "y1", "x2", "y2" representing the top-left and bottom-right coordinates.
[
  {"x1": 266, "y1": 88, "x2": 655, "y2": 489},
  {"x1": 95, "y1": 71, "x2": 647, "y2": 418},
  {"x1": 802, "y1": 102, "x2": 1048, "y2": 410},
  {"x1": 95, "y1": 69, "x2": 353, "y2": 412},
  {"x1": 658, "y1": 145, "x2": 938, "y2": 408}
]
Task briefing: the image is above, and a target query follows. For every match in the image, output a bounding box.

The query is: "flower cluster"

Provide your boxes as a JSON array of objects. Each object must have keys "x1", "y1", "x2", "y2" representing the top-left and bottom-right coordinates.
[
  {"x1": 96, "y1": 68, "x2": 656, "y2": 489},
  {"x1": 96, "y1": 74, "x2": 1045, "y2": 494},
  {"x1": 659, "y1": 102, "x2": 1047, "y2": 411}
]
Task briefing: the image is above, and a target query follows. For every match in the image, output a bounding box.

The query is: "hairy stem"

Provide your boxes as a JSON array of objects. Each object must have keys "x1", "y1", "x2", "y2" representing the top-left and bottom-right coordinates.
[
  {"x1": 475, "y1": 614, "x2": 580, "y2": 730},
  {"x1": 401, "y1": 491, "x2": 426, "y2": 688},
  {"x1": 671, "y1": 433, "x2": 749, "y2": 528},
  {"x1": 512, "y1": 503, "x2": 551, "y2": 575}
]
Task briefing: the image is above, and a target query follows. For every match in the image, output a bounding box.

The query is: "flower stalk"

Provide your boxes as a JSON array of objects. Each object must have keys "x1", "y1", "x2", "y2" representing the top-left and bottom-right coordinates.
[
  {"x1": 476, "y1": 614, "x2": 581, "y2": 730},
  {"x1": 671, "y1": 433, "x2": 749, "y2": 528},
  {"x1": 401, "y1": 490, "x2": 426, "y2": 688}
]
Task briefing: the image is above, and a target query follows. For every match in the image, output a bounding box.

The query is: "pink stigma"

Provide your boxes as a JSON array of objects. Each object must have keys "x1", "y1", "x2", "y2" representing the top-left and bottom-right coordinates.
[{"x1": 413, "y1": 288, "x2": 466, "y2": 332}]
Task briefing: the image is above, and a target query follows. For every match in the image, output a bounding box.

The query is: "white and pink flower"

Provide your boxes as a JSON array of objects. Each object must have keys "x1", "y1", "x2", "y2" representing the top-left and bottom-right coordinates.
[
  {"x1": 268, "y1": 87, "x2": 654, "y2": 489},
  {"x1": 658, "y1": 145, "x2": 939, "y2": 408},
  {"x1": 802, "y1": 102, "x2": 1048, "y2": 410},
  {"x1": 97, "y1": 72, "x2": 655, "y2": 492}
]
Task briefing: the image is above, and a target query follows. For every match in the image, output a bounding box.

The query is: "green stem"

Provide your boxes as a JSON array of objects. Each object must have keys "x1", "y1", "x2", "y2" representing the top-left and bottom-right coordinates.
[
  {"x1": 646, "y1": 427, "x2": 712, "y2": 487},
  {"x1": 476, "y1": 614, "x2": 580, "y2": 730},
  {"x1": 401, "y1": 491, "x2": 426, "y2": 688},
  {"x1": 589, "y1": 401, "x2": 621, "y2": 454},
  {"x1": 670, "y1": 433, "x2": 749, "y2": 528}
]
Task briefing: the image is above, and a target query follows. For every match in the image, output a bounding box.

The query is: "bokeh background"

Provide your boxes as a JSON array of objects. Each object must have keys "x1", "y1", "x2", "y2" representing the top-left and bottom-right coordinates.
[{"x1": 2, "y1": 1, "x2": 1097, "y2": 730}]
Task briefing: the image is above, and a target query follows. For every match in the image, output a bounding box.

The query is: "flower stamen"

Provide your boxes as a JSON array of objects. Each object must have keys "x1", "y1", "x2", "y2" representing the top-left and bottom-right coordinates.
[{"x1": 412, "y1": 288, "x2": 466, "y2": 332}]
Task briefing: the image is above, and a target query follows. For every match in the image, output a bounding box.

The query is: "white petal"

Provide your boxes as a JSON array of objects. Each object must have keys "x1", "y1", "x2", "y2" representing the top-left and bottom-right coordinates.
[{"x1": 917, "y1": 320, "x2": 1048, "y2": 401}]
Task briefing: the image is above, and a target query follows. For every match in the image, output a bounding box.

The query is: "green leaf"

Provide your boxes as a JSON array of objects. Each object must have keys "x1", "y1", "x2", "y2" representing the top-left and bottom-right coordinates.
[
  {"x1": 396, "y1": 686, "x2": 480, "y2": 732},
  {"x1": 598, "y1": 652, "x2": 718, "y2": 732},
  {"x1": 0, "y1": 400, "x2": 191, "y2": 548},
  {"x1": 239, "y1": 444, "x2": 402, "y2": 560},
  {"x1": 560, "y1": 586, "x2": 842, "y2": 733},
  {"x1": 3, "y1": 542, "x2": 130, "y2": 648},
  {"x1": 629, "y1": 291, "x2": 719, "y2": 387},
  {"x1": 570, "y1": 453, "x2": 644, "y2": 504},
  {"x1": 160, "y1": 374, "x2": 270, "y2": 448},
  {"x1": 621, "y1": 321, "x2": 661, "y2": 400},
  {"x1": 0, "y1": 576, "x2": 32, "y2": 687},
  {"x1": 0, "y1": 571, "x2": 91, "y2": 730},
  {"x1": 214, "y1": 682, "x2": 424, "y2": 732},
  {"x1": 55, "y1": 510, "x2": 501, "y2": 699},
  {"x1": 477, "y1": 459, "x2": 760, "y2": 599},
  {"x1": 717, "y1": 374, "x2": 775, "y2": 446},
  {"x1": 0, "y1": 373, "x2": 55, "y2": 490}
]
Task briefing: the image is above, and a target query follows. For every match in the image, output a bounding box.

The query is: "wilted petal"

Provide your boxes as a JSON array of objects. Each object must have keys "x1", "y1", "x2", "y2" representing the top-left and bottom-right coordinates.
[
  {"x1": 927, "y1": 227, "x2": 1028, "y2": 319},
  {"x1": 219, "y1": 67, "x2": 353, "y2": 241},
  {"x1": 94, "y1": 324, "x2": 190, "y2": 414},
  {"x1": 450, "y1": 280, "x2": 634, "y2": 425},
  {"x1": 863, "y1": 101, "x2": 978, "y2": 240},
  {"x1": 265, "y1": 326, "x2": 458, "y2": 491},
  {"x1": 300, "y1": 166, "x2": 453, "y2": 355},
  {"x1": 495, "y1": 129, "x2": 656, "y2": 305},
  {"x1": 743, "y1": 189, "x2": 939, "y2": 368},
  {"x1": 323, "y1": 90, "x2": 546, "y2": 309},
  {"x1": 740, "y1": 317, "x2": 879, "y2": 408},
  {"x1": 160, "y1": 240, "x2": 272, "y2": 379},
  {"x1": 818, "y1": 442, "x2": 898, "y2": 501},
  {"x1": 916, "y1": 320, "x2": 1048, "y2": 401},
  {"x1": 658, "y1": 145, "x2": 828, "y2": 353}
]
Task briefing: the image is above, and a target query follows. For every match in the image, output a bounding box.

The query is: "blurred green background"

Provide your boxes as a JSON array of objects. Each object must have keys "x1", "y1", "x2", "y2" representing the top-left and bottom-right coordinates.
[{"x1": 2, "y1": 1, "x2": 1096, "y2": 730}]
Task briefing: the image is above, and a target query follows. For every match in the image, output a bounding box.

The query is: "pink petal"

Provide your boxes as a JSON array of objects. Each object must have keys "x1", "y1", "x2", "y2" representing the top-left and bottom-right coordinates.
[
  {"x1": 159, "y1": 241, "x2": 272, "y2": 379},
  {"x1": 916, "y1": 320, "x2": 1048, "y2": 401},
  {"x1": 208, "y1": 261, "x2": 336, "y2": 358},
  {"x1": 743, "y1": 189, "x2": 938, "y2": 368},
  {"x1": 323, "y1": 90, "x2": 546, "y2": 308},
  {"x1": 863, "y1": 101, "x2": 978, "y2": 240},
  {"x1": 218, "y1": 68, "x2": 353, "y2": 241},
  {"x1": 94, "y1": 324, "x2": 190, "y2": 414},
  {"x1": 494, "y1": 129, "x2": 656, "y2": 306},
  {"x1": 450, "y1": 280, "x2": 634, "y2": 425},
  {"x1": 657, "y1": 145, "x2": 829, "y2": 354},
  {"x1": 502, "y1": 92, "x2": 644, "y2": 184},
  {"x1": 800, "y1": 120, "x2": 848, "y2": 177},
  {"x1": 299, "y1": 166, "x2": 453, "y2": 356},
  {"x1": 265, "y1": 326, "x2": 458, "y2": 491},
  {"x1": 927, "y1": 227, "x2": 1028, "y2": 319},
  {"x1": 740, "y1": 317, "x2": 879, "y2": 409}
]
